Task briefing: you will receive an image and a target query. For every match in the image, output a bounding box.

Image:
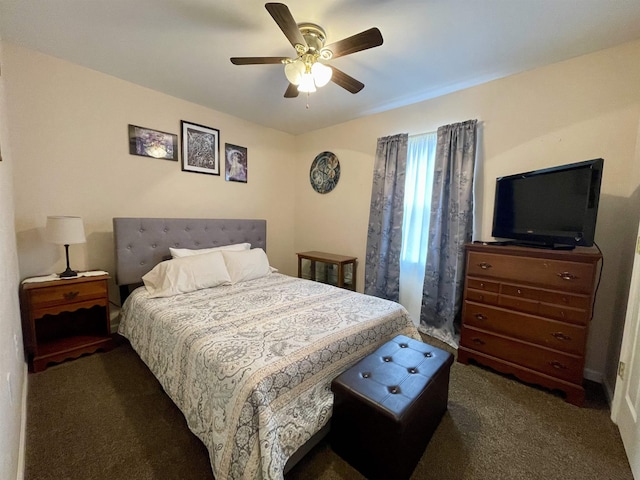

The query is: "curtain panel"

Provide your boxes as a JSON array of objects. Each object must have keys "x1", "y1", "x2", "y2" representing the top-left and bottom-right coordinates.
[
  {"x1": 364, "y1": 133, "x2": 408, "y2": 302},
  {"x1": 420, "y1": 120, "x2": 478, "y2": 347}
]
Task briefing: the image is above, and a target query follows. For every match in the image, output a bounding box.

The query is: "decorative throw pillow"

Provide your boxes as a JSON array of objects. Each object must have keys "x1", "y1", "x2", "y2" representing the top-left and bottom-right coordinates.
[
  {"x1": 142, "y1": 251, "x2": 231, "y2": 298},
  {"x1": 170, "y1": 242, "x2": 251, "y2": 258},
  {"x1": 222, "y1": 248, "x2": 272, "y2": 284}
]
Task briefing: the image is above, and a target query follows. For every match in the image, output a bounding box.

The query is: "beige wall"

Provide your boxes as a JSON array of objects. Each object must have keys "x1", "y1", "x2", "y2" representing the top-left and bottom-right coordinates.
[
  {"x1": 295, "y1": 40, "x2": 640, "y2": 390},
  {"x1": 4, "y1": 39, "x2": 640, "y2": 398},
  {"x1": 0, "y1": 41, "x2": 27, "y2": 480},
  {"x1": 4, "y1": 43, "x2": 299, "y2": 310}
]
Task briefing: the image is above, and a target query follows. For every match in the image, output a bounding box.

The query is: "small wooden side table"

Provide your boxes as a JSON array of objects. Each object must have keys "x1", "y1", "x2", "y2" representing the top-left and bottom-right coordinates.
[
  {"x1": 20, "y1": 273, "x2": 115, "y2": 372},
  {"x1": 297, "y1": 251, "x2": 357, "y2": 291}
]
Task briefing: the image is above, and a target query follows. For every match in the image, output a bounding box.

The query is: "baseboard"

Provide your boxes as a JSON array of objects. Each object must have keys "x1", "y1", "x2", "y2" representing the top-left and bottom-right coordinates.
[
  {"x1": 16, "y1": 362, "x2": 27, "y2": 480},
  {"x1": 602, "y1": 376, "x2": 616, "y2": 407},
  {"x1": 110, "y1": 306, "x2": 121, "y2": 334},
  {"x1": 583, "y1": 367, "x2": 603, "y2": 384}
]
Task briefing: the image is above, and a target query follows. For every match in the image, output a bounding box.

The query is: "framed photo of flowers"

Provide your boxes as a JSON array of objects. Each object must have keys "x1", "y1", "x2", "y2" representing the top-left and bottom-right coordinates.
[
  {"x1": 128, "y1": 124, "x2": 178, "y2": 161},
  {"x1": 181, "y1": 121, "x2": 220, "y2": 175}
]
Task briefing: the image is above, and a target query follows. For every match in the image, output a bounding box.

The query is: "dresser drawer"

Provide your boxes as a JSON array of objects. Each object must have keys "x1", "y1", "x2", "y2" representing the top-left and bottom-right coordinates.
[
  {"x1": 466, "y1": 288, "x2": 499, "y2": 305},
  {"x1": 498, "y1": 295, "x2": 539, "y2": 315},
  {"x1": 501, "y1": 284, "x2": 540, "y2": 300},
  {"x1": 538, "y1": 290, "x2": 591, "y2": 310},
  {"x1": 462, "y1": 302, "x2": 586, "y2": 355},
  {"x1": 539, "y1": 303, "x2": 589, "y2": 325},
  {"x1": 29, "y1": 280, "x2": 107, "y2": 308},
  {"x1": 467, "y1": 252, "x2": 596, "y2": 294},
  {"x1": 467, "y1": 278, "x2": 500, "y2": 293},
  {"x1": 460, "y1": 326, "x2": 584, "y2": 383}
]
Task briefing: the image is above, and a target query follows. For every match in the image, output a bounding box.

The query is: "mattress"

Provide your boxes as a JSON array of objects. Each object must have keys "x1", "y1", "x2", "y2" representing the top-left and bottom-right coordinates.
[{"x1": 118, "y1": 272, "x2": 419, "y2": 480}]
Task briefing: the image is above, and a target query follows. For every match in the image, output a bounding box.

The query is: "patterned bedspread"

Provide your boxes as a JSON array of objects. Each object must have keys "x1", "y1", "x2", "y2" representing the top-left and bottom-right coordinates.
[{"x1": 118, "y1": 273, "x2": 420, "y2": 480}]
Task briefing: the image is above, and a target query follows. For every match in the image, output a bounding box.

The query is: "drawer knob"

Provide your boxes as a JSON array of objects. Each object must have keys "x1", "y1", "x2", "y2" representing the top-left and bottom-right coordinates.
[
  {"x1": 549, "y1": 360, "x2": 567, "y2": 370},
  {"x1": 478, "y1": 262, "x2": 492, "y2": 270},
  {"x1": 557, "y1": 272, "x2": 578, "y2": 281},
  {"x1": 475, "y1": 313, "x2": 488, "y2": 321},
  {"x1": 63, "y1": 291, "x2": 80, "y2": 300},
  {"x1": 551, "y1": 332, "x2": 571, "y2": 341},
  {"x1": 472, "y1": 337, "x2": 485, "y2": 345}
]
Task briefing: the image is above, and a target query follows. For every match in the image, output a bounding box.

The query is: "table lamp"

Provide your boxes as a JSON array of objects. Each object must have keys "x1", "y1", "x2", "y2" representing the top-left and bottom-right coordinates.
[{"x1": 46, "y1": 216, "x2": 86, "y2": 278}]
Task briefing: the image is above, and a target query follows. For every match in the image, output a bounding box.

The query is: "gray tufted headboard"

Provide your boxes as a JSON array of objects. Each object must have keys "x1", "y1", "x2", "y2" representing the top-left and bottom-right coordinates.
[{"x1": 113, "y1": 217, "x2": 267, "y2": 289}]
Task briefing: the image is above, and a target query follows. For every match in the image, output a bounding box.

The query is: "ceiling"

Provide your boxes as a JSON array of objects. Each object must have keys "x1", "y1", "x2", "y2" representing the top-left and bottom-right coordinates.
[{"x1": 2, "y1": 0, "x2": 640, "y2": 135}]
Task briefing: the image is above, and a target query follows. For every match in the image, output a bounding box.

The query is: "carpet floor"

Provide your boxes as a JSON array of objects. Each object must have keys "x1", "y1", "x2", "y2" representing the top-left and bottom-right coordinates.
[{"x1": 25, "y1": 337, "x2": 633, "y2": 480}]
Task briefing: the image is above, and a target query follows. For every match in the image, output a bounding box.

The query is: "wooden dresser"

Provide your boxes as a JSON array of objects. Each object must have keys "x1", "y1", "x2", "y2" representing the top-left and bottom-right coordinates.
[{"x1": 458, "y1": 243, "x2": 602, "y2": 406}]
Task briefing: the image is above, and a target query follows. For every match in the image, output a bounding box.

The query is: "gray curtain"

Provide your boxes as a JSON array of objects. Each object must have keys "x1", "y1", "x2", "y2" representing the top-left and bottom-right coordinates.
[
  {"x1": 364, "y1": 133, "x2": 408, "y2": 302},
  {"x1": 420, "y1": 120, "x2": 478, "y2": 347}
]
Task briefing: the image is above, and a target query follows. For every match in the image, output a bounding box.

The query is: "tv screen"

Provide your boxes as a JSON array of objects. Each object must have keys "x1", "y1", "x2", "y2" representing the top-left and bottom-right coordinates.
[{"x1": 491, "y1": 158, "x2": 603, "y2": 248}]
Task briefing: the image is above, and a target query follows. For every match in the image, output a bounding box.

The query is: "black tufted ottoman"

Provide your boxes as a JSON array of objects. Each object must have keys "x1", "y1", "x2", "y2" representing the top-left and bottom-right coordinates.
[{"x1": 330, "y1": 335, "x2": 454, "y2": 480}]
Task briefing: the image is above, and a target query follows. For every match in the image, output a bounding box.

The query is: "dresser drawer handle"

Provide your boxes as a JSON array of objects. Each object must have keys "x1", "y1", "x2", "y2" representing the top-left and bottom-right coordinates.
[
  {"x1": 475, "y1": 313, "x2": 488, "y2": 321},
  {"x1": 471, "y1": 337, "x2": 485, "y2": 345},
  {"x1": 63, "y1": 291, "x2": 80, "y2": 300},
  {"x1": 557, "y1": 272, "x2": 578, "y2": 281},
  {"x1": 549, "y1": 360, "x2": 567, "y2": 370},
  {"x1": 551, "y1": 332, "x2": 571, "y2": 341},
  {"x1": 478, "y1": 262, "x2": 492, "y2": 270}
]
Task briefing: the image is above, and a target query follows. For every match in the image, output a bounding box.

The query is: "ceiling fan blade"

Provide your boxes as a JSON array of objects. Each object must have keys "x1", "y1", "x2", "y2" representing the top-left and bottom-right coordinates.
[
  {"x1": 331, "y1": 67, "x2": 364, "y2": 94},
  {"x1": 265, "y1": 3, "x2": 307, "y2": 49},
  {"x1": 230, "y1": 57, "x2": 287, "y2": 65},
  {"x1": 284, "y1": 83, "x2": 299, "y2": 98},
  {"x1": 324, "y1": 27, "x2": 383, "y2": 59}
]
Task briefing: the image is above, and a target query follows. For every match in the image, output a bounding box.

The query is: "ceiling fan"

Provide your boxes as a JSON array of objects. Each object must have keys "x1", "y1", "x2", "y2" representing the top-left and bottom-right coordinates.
[{"x1": 230, "y1": 3, "x2": 383, "y2": 98}]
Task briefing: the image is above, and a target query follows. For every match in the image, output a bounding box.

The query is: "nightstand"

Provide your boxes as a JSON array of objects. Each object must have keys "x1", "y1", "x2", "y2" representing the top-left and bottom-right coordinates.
[
  {"x1": 297, "y1": 251, "x2": 357, "y2": 291},
  {"x1": 20, "y1": 273, "x2": 115, "y2": 372}
]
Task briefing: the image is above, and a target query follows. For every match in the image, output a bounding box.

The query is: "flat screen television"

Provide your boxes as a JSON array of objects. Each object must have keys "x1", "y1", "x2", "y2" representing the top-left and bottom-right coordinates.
[{"x1": 491, "y1": 158, "x2": 603, "y2": 249}]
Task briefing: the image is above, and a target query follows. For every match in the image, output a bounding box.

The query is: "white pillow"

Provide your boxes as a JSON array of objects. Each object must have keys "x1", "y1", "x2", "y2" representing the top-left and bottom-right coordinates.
[
  {"x1": 142, "y1": 251, "x2": 231, "y2": 298},
  {"x1": 170, "y1": 242, "x2": 251, "y2": 258},
  {"x1": 222, "y1": 248, "x2": 271, "y2": 284}
]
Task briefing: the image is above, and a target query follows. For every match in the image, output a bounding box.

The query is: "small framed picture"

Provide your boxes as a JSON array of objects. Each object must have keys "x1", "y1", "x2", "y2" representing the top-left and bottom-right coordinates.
[
  {"x1": 225, "y1": 144, "x2": 248, "y2": 183},
  {"x1": 181, "y1": 121, "x2": 220, "y2": 175},
  {"x1": 128, "y1": 125, "x2": 178, "y2": 161}
]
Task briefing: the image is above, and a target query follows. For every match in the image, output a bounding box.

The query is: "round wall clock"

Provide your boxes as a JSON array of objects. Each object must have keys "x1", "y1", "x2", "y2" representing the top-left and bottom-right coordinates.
[{"x1": 310, "y1": 151, "x2": 340, "y2": 194}]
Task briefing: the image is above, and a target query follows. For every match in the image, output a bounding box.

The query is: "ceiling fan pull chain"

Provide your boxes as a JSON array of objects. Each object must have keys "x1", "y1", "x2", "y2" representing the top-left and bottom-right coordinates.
[{"x1": 306, "y1": 92, "x2": 310, "y2": 109}]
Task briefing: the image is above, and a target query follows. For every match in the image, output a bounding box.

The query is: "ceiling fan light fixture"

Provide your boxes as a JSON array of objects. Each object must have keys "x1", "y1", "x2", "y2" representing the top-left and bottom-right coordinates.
[
  {"x1": 230, "y1": 3, "x2": 384, "y2": 98},
  {"x1": 311, "y1": 62, "x2": 332, "y2": 87},
  {"x1": 284, "y1": 59, "x2": 305, "y2": 85},
  {"x1": 298, "y1": 72, "x2": 317, "y2": 93}
]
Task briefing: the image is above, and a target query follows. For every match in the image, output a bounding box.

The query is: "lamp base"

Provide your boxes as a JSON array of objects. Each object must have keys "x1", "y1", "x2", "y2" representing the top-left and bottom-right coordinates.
[{"x1": 59, "y1": 267, "x2": 79, "y2": 278}]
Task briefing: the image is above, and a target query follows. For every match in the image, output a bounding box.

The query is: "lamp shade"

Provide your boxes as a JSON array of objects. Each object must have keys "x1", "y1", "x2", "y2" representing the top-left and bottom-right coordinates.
[
  {"x1": 311, "y1": 62, "x2": 332, "y2": 87},
  {"x1": 297, "y1": 72, "x2": 317, "y2": 93},
  {"x1": 46, "y1": 216, "x2": 86, "y2": 245},
  {"x1": 284, "y1": 60, "x2": 305, "y2": 85}
]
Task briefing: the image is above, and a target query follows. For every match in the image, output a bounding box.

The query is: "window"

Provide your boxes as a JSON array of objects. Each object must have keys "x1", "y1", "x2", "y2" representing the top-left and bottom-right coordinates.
[{"x1": 399, "y1": 132, "x2": 437, "y2": 324}]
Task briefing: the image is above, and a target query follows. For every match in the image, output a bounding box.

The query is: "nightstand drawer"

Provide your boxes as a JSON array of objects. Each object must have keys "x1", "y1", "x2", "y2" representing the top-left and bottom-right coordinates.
[{"x1": 29, "y1": 280, "x2": 107, "y2": 308}]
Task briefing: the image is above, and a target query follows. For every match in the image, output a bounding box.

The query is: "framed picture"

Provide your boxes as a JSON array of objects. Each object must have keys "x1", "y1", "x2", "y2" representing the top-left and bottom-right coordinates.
[
  {"x1": 225, "y1": 143, "x2": 248, "y2": 183},
  {"x1": 181, "y1": 121, "x2": 220, "y2": 175},
  {"x1": 128, "y1": 124, "x2": 178, "y2": 161}
]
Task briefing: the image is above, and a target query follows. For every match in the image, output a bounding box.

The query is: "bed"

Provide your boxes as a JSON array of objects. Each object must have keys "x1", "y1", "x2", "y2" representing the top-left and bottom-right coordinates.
[{"x1": 113, "y1": 217, "x2": 420, "y2": 480}]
